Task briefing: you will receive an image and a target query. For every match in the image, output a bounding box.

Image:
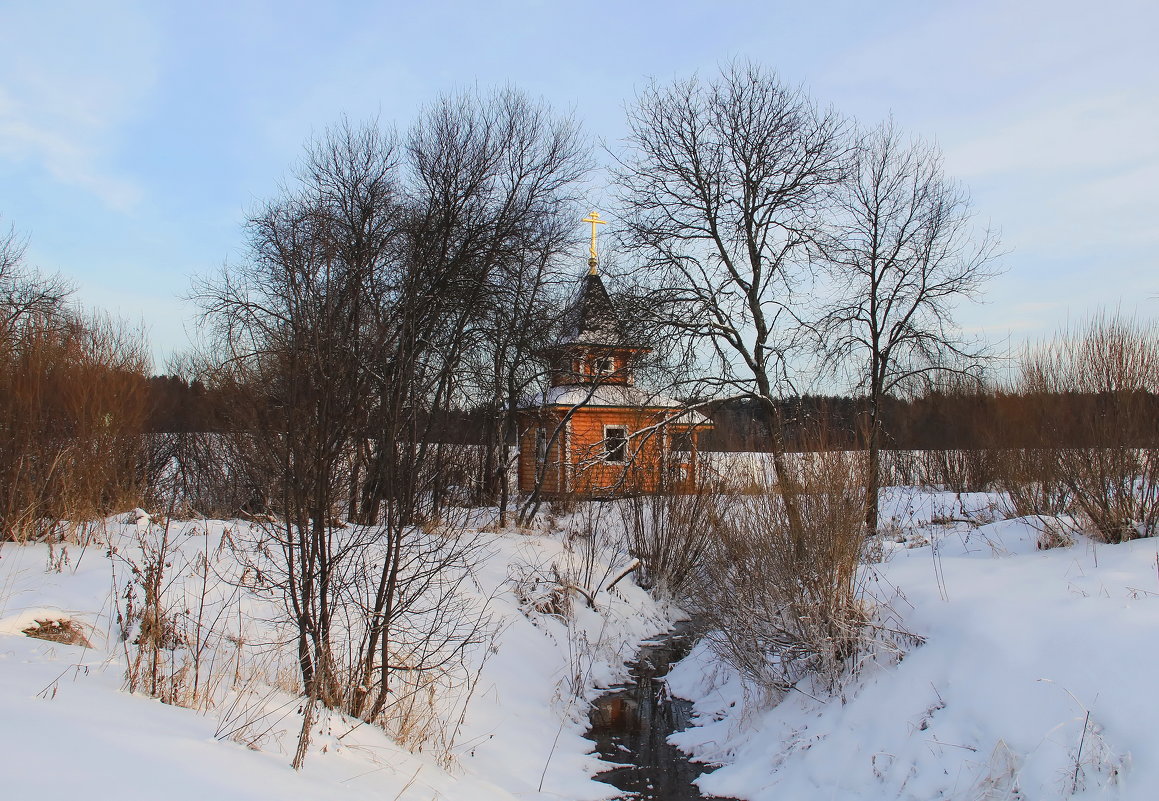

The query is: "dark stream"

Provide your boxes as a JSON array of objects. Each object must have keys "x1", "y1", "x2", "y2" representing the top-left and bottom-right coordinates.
[{"x1": 586, "y1": 622, "x2": 738, "y2": 800}]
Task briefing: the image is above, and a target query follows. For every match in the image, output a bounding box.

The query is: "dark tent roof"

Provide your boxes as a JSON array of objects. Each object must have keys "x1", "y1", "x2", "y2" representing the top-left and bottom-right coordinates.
[{"x1": 556, "y1": 272, "x2": 629, "y2": 348}]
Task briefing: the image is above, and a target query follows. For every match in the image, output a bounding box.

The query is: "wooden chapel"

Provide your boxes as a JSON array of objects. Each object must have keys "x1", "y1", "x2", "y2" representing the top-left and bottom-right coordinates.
[{"x1": 516, "y1": 212, "x2": 712, "y2": 497}]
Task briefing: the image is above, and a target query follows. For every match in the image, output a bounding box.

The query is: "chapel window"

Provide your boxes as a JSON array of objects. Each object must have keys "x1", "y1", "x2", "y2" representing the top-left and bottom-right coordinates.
[{"x1": 604, "y1": 426, "x2": 628, "y2": 463}]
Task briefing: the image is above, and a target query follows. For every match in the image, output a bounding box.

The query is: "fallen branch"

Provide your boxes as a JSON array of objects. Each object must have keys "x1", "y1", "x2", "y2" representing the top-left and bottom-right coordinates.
[{"x1": 605, "y1": 558, "x2": 641, "y2": 592}]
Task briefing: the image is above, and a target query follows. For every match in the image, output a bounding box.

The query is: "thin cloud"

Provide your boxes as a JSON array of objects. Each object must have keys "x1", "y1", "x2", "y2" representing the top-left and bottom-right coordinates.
[
  {"x1": 0, "y1": 1, "x2": 159, "y2": 211},
  {"x1": 945, "y1": 93, "x2": 1159, "y2": 179}
]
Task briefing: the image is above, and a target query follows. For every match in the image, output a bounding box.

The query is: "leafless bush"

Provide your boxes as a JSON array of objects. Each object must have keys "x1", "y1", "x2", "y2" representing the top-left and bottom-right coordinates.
[
  {"x1": 1067, "y1": 447, "x2": 1159, "y2": 542},
  {"x1": 877, "y1": 449, "x2": 921, "y2": 487},
  {"x1": 143, "y1": 433, "x2": 257, "y2": 518},
  {"x1": 559, "y1": 502, "x2": 630, "y2": 601},
  {"x1": 691, "y1": 447, "x2": 870, "y2": 696},
  {"x1": 113, "y1": 516, "x2": 244, "y2": 711},
  {"x1": 875, "y1": 448, "x2": 999, "y2": 492},
  {"x1": 1012, "y1": 315, "x2": 1159, "y2": 542},
  {"x1": 918, "y1": 448, "x2": 1000, "y2": 492},
  {"x1": 226, "y1": 511, "x2": 492, "y2": 756},
  {"x1": 0, "y1": 307, "x2": 150, "y2": 541},
  {"x1": 618, "y1": 488, "x2": 719, "y2": 603},
  {"x1": 513, "y1": 502, "x2": 629, "y2": 618},
  {"x1": 994, "y1": 447, "x2": 1072, "y2": 519},
  {"x1": 508, "y1": 505, "x2": 637, "y2": 709}
]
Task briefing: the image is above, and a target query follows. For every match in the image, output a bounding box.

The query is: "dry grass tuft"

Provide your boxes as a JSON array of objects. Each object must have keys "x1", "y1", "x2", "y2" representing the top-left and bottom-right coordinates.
[{"x1": 23, "y1": 618, "x2": 92, "y2": 648}]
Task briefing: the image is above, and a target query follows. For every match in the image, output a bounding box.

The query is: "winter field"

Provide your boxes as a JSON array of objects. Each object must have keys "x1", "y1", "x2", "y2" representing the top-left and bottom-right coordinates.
[{"x1": 2, "y1": 485, "x2": 1157, "y2": 801}]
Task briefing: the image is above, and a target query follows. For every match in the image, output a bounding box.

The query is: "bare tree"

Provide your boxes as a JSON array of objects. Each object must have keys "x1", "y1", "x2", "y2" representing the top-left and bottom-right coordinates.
[
  {"x1": 463, "y1": 249, "x2": 568, "y2": 521},
  {"x1": 196, "y1": 91, "x2": 586, "y2": 765},
  {"x1": 0, "y1": 219, "x2": 71, "y2": 340},
  {"x1": 195, "y1": 121, "x2": 404, "y2": 765},
  {"x1": 614, "y1": 61, "x2": 847, "y2": 528},
  {"x1": 350, "y1": 91, "x2": 587, "y2": 728},
  {"x1": 394, "y1": 90, "x2": 587, "y2": 525},
  {"x1": 355, "y1": 90, "x2": 587, "y2": 521},
  {"x1": 819, "y1": 121, "x2": 1000, "y2": 534}
]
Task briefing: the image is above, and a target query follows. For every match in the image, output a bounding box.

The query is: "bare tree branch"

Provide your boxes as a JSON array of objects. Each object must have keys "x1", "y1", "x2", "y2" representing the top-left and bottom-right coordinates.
[{"x1": 818, "y1": 120, "x2": 1002, "y2": 533}]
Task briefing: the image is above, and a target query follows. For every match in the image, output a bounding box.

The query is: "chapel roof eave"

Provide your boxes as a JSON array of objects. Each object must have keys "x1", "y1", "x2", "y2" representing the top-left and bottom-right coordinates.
[
  {"x1": 518, "y1": 384, "x2": 714, "y2": 427},
  {"x1": 540, "y1": 340, "x2": 652, "y2": 356}
]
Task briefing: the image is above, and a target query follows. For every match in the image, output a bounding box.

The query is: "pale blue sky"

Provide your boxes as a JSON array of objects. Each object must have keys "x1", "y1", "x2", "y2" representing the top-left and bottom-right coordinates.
[{"x1": 1, "y1": 0, "x2": 1156, "y2": 370}]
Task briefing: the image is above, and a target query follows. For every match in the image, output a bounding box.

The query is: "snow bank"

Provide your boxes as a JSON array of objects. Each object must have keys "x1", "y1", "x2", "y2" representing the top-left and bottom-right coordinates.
[
  {"x1": 12, "y1": 488, "x2": 1153, "y2": 800},
  {"x1": 0, "y1": 509, "x2": 667, "y2": 801},
  {"x1": 667, "y1": 491, "x2": 1158, "y2": 800}
]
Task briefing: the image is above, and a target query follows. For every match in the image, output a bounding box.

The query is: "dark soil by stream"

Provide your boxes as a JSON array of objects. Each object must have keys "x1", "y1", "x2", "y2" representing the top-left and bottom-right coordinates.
[{"x1": 586, "y1": 622, "x2": 738, "y2": 801}]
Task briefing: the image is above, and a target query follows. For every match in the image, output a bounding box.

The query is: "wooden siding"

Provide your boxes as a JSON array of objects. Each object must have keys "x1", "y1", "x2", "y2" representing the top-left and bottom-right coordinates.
[{"x1": 517, "y1": 405, "x2": 706, "y2": 496}]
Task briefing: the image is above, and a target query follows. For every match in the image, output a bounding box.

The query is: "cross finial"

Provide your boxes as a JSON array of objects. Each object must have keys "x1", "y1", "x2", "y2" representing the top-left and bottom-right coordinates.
[{"x1": 582, "y1": 211, "x2": 607, "y2": 275}]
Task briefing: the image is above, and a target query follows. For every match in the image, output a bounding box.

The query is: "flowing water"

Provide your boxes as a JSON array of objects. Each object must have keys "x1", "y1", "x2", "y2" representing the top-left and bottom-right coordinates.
[{"x1": 586, "y1": 622, "x2": 738, "y2": 800}]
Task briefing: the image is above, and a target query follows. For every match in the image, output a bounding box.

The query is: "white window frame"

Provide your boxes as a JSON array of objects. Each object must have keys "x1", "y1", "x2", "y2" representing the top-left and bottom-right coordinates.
[
  {"x1": 535, "y1": 428, "x2": 547, "y2": 464},
  {"x1": 602, "y1": 425, "x2": 629, "y2": 463}
]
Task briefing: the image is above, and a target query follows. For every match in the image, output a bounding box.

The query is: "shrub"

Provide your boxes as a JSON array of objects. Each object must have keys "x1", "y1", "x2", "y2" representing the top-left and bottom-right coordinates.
[
  {"x1": 1011, "y1": 314, "x2": 1159, "y2": 542},
  {"x1": 618, "y1": 488, "x2": 719, "y2": 603},
  {"x1": 690, "y1": 447, "x2": 869, "y2": 696},
  {"x1": 994, "y1": 447, "x2": 1072, "y2": 519},
  {"x1": 0, "y1": 310, "x2": 149, "y2": 541}
]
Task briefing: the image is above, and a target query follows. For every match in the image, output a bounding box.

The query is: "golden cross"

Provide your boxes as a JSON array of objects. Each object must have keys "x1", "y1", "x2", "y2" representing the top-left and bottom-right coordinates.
[{"x1": 582, "y1": 211, "x2": 607, "y2": 274}]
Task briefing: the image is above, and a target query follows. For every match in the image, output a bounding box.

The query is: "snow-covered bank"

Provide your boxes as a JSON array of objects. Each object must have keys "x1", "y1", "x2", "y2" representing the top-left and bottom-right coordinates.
[
  {"x1": 0, "y1": 511, "x2": 669, "y2": 801},
  {"x1": 666, "y1": 489, "x2": 1158, "y2": 800},
  {"x1": 8, "y1": 487, "x2": 1158, "y2": 801}
]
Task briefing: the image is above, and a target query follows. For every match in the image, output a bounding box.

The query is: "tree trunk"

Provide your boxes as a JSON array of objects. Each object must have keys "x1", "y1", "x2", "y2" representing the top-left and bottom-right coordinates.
[{"x1": 866, "y1": 431, "x2": 880, "y2": 536}]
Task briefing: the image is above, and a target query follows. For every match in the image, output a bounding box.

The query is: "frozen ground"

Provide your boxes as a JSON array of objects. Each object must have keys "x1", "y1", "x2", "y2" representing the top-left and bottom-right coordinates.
[
  {"x1": 0, "y1": 508, "x2": 669, "y2": 801},
  {"x1": 666, "y1": 487, "x2": 1158, "y2": 801},
  {"x1": 3, "y1": 488, "x2": 1157, "y2": 800}
]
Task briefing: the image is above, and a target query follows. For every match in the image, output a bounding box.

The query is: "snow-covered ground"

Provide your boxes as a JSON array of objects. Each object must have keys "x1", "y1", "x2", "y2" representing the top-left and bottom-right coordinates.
[
  {"x1": 3, "y1": 487, "x2": 1158, "y2": 800},
  {"x1": 0, "y1": 509, "x2": 669, "y2": 801},
  {"x1": 667, "y1": 487, "x2": 1158, "y2": 801}
]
